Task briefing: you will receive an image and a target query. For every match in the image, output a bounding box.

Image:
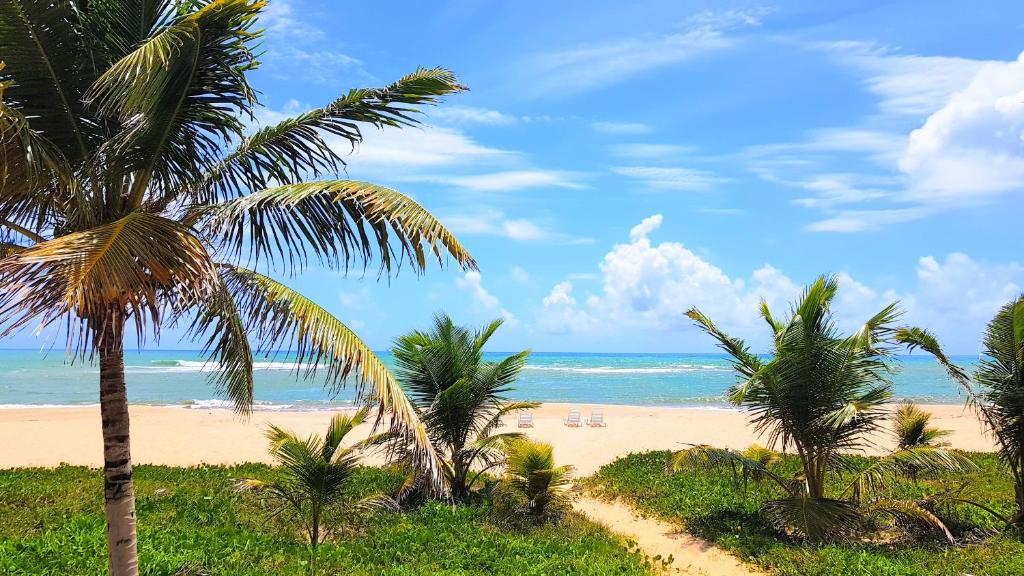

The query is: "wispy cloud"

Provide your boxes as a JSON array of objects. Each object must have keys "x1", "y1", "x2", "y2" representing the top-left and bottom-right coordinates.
[
  {"x1": 427, "y1": 106, "x2": 554, "y2": 126},
  {"x1": 591, "y1": 122, "x2": 653, "y2": 135},
  {"x1": 610, "y1": 143, "x2": 699, "y2": 159},
  {"x1": 524, "y1": 10, "x2": 763, "y2": 97},
  {"x1": 612, "y1": 166, "x2": 729, "y2": 191},
  {"x1": 441, "y1": 209, "x2": 591, "y2": 244},
  {"x1": 440, "y1": 170, "x2": 584, "y2": 192},
  {"x1": 816, "y1": 41, "x2": 988, "y2": 117},
  {"x1": 260, "y1": 0, "x2": 371, "y2": 85}
]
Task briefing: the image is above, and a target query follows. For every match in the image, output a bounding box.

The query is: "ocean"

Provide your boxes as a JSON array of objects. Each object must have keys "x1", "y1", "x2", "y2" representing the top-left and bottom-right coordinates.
[{"x1": 0, "y1": 349, "x2": 973, "y2": 410}]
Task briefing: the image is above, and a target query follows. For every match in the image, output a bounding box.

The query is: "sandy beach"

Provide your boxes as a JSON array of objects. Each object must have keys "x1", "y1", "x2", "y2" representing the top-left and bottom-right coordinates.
[{"x1": 0, "y1": 403, "x2": 994, "y2": 475}]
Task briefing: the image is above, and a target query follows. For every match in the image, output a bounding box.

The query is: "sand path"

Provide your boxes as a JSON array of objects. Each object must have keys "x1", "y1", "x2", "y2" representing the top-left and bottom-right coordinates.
[{"x1": 573, "y1": 496, "x2": 760, "y2": 576}]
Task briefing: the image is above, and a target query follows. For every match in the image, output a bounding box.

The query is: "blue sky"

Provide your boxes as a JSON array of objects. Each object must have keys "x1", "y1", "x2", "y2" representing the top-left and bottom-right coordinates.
[{"x1": 13, "y1": 0, "x2": 1024, "y2": 354}]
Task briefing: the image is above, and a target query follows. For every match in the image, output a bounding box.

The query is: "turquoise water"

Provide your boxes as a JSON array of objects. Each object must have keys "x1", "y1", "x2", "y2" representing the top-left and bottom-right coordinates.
[{"x1": 0, "y1": 350, "x2": 973, "y2": 409}]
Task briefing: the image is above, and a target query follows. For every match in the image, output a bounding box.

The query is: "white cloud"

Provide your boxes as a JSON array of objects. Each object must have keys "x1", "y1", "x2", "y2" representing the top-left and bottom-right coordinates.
[
  {"x1": 905, "y1": 253, "x2": 1023, "y2": 334},
  {"x1": 820, "y1": 41, "x2": 989, "y2": 117},
  {"x1": 456, "y1": 271, "x2": 518, "y2": 325},
  {"x1": 260, "y1": 1, "x2": 369, "y2": 85},
  {"x1": 541, "y1": 282, "x2": 598, "y2": 333},
  {"x1": 899, "y1": 52, "x2": 1024, "y2": 203},
  {"x1": 538, "y1": 216, "x2": 1024, "y2": 352},
  {"x1": 612, "y1": 166, "x2": 729, "y2": 191},
  {"x1": 509, "y1": 266, "x2": 531, "y2": 284},
  {"x1": 526, "y1": 11, "x2": 762, "y2": 96},
  {"x1": 610, "y1": 143, "x2": 699, "y2": 159},
  {"x1": 262, "y1": 0, "x2": 322, "y2": 39},
  {"x1": 629, "y1": 214, "x2": 663, "y2": 241},
  {"x1": 592, "y1": 122, "x2": 653, "y2": 135},
  {"x1": 429, "y1": 106, "x2": 521, "y2": 126},
  {"x1": 806, "y1": 207, "x2": 927, "y2": 233},
  {"x1": 441, "y1": 209, "x2": 585, "y2": 244},
  {"x1": 442, "y1": 170, "x2": 584, "y2": 192},
  {"x1": 343, "y1": 126, "x2": 511, "y2": 171},
  {"x1": 541, "y1": 215, "x2": 800, "y2": 336},
  {"x1": 746, "y1": 48, "x2": 1024, "y2": 232}
]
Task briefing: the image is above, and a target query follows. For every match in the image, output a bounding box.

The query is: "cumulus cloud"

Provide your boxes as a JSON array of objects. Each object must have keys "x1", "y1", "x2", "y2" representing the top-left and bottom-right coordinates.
[
  {"x1": 541, "y1": 215, "x2": 801, "y2": 337},
  {"x1": 629, "y1": 214, "x2": 663, "y2": 241},
  {"x1": 456, "y1": 271, "x2": 518, "y2": 325},
  {"x1": 749, "y1": 47, "x2": 1024, "y2": 232},
  {"x1": 899, "y1": 52, "x2": 1024, "y2": 203},
  {"x1": 538, "y1": 216, "x2": 1024, "y2": 352}
]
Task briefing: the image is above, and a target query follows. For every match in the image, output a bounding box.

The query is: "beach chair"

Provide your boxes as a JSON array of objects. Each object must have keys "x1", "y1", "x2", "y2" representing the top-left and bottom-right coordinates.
[
  {"x1": 563, "y1": 408, "x2": 582, "y2": 427},
  {"x1": 517, "y1": 409, "x2": 534, "y2": 428},
  {"x1": 587, "y1": 407, "x2": 607, "y2": 427}
]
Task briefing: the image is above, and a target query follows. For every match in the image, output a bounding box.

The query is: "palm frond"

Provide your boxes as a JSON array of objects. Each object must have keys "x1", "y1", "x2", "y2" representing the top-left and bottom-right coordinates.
[
  {"x1": 846, "y1": 446, "x2": 975, "y2": 503},
  {"x1": 218, "y1": 264, "x2": 441, "y2": 486},
  {"x1": 181, "y1": 272, "x2": 254, "y2": 413},
  {"x1": 0, "y1": 0, "x2": 98, "y2": 162},
  {"x1": 87, "y1": 0, "x2": 262, "y2": 206},
  {"x1": 893, "y1": 401, "x2": 951, "y2": 449},
  {"x1": 189, "y1": 67, "x2": 467, "y2": 203},
  {"x1": 670, "y1": 444, "x2": 790, "y2": 494},
  {"x1": 864, "y1": 498, "x2": 955, "y2": 544},
  {"x1": 79, "y1": 0, "x2": 178, "y2": 64},
  {"x1": 495, "y1": 439, "x2": 574, "y2": 524},
  {"x1": 0, "y1": 68, "x2": 72, "y2": 215},
  {"x1": 0, "y1": 212, "x2": 218, "y2": 348},
  {"x1": 188, "y1": 180, "x2": 476, "y2": 275},
  {"x1": 324, "y1": 407, "x2": 369, "y2": 462},
  {"x1": 762, "y1": 495, "x2": 861, "y2": 541}
]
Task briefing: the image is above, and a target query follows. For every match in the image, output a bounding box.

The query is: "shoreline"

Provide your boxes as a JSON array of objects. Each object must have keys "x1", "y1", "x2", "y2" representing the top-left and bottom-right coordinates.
[{"x1": 0, "y1": 403, "x2": 992, "y2": 475}]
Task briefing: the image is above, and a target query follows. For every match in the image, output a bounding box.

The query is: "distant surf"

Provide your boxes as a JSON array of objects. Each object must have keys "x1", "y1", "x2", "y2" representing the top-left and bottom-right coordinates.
[{"x1": 0, "y1": 350, "x2": 973, "y2": 409}]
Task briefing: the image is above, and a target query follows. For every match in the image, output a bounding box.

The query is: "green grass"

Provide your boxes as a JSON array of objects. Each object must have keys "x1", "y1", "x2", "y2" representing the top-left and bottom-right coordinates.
[
  {"x1": 0, "y1": 464, "x2": 652, "y2": 575},
  {"x1": 585, "y1": 451, "x2": 1024, "y2": 576}
]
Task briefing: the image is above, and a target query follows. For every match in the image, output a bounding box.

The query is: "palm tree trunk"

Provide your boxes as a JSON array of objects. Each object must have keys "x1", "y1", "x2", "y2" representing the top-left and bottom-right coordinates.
[{"x1": 98, "y1": 311, "x2": 139, "y2": 576}]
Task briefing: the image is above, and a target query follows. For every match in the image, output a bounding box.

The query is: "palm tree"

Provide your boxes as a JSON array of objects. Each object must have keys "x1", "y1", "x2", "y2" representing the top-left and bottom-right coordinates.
[
  {"x1": 0, "y1": 2, "x2": 473, "y2": 574},
  {"x1": 238, "y1": 408, "x2": 377, "y2": 553},
  {"x1": 390, "y1": 314, "x2": 539, "y2": 501},
  {"x1": 687, "y1": 276, "x2": 900, "y2": 502},
  {"x1": 893, "y1": 401, "x2": 951, "y2": 451},
  {"x1": 494, "y1": 439, "x2": 574, "y2": 525},
  {"x1": 684, "y1": 276, "x2": 969, "y2": 540},
  {"x1": 898, "y1": 296, "x2": 1024, "y2": 523}
]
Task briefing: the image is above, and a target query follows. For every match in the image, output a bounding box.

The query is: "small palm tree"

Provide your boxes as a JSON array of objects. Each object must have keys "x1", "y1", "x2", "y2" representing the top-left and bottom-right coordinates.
[
  {"x1": 239, "y1": 408, "x2": 376, "y2": 552},
  {"x1": 846, "y1": 403, "x2": 970, "y2": 505},
  {"x1": 390, "y1": 314, "x2": 539, "y2": 500},
  {"x1": 894, "y1": 401, "x2": 951, "y2": 451},
  {"x1": 0, "y1": 3, "x2": 472, "y2": 573},
  {"x1": 687, "y1": 276, "x2": 901, "y2": 502},
  {"x1": 494, "y1": 439, "x2": 574, "y2": 525},
  {"x1": 898, "y1": 296, "x2": 1024, "y2": 523},
  {"x1": 685, "y1": 275, "x2": 962, "y2": 539}
]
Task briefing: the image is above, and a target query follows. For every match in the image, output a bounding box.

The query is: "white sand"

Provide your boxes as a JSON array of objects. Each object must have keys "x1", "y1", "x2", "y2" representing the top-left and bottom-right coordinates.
[{"x1": 0, "y1": 403, "x2": 994, "y2": 474}]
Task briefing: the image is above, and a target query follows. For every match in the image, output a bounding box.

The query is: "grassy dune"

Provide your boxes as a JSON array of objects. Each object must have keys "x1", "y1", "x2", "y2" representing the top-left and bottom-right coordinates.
[
  {"x1": 0, "y1": 465, "x2": 650, "y2": 575},
  {"x1": 587, "y1": 450, "x2": 1024, "y2": 576}
]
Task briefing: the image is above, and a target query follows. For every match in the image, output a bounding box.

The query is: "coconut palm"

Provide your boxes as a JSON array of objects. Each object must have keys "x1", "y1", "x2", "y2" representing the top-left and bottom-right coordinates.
[
  {"x1": 0, "y1": 2, "x2": 473, "y2": 574},
  {"x1": 390, "y1": 314, "x2": 538, "y2": 501},
  {"x1": 898, "y1": 296, "x2": 1024, "y2": 523},
  {"x1": 494, "y1": 439, "x2": 574, "y2": 525},
  {"x1": 238, "y1": 408, "x2": 378, "y2": 553},
  {"x1": 845, "y1": 403, "x2": 971, "y2": 505},
  {"x1": 685, "y1": 277, "x2": 973, "y2": 540},
  {"x1": 687, "y1": 276, "x2": 901, "y2": 501}
]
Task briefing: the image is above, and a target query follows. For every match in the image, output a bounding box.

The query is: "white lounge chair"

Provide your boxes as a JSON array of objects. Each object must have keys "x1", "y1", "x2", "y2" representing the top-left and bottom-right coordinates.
[
  {"x1": 517, "y1": 409, "x2": 534, "y2": 428},
  {"x1": 587, "y1": 407, "x2": 607, "y2": 427},
  {"x1": 563, "y1": 408, "x2": 582, "y2": 427}
]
